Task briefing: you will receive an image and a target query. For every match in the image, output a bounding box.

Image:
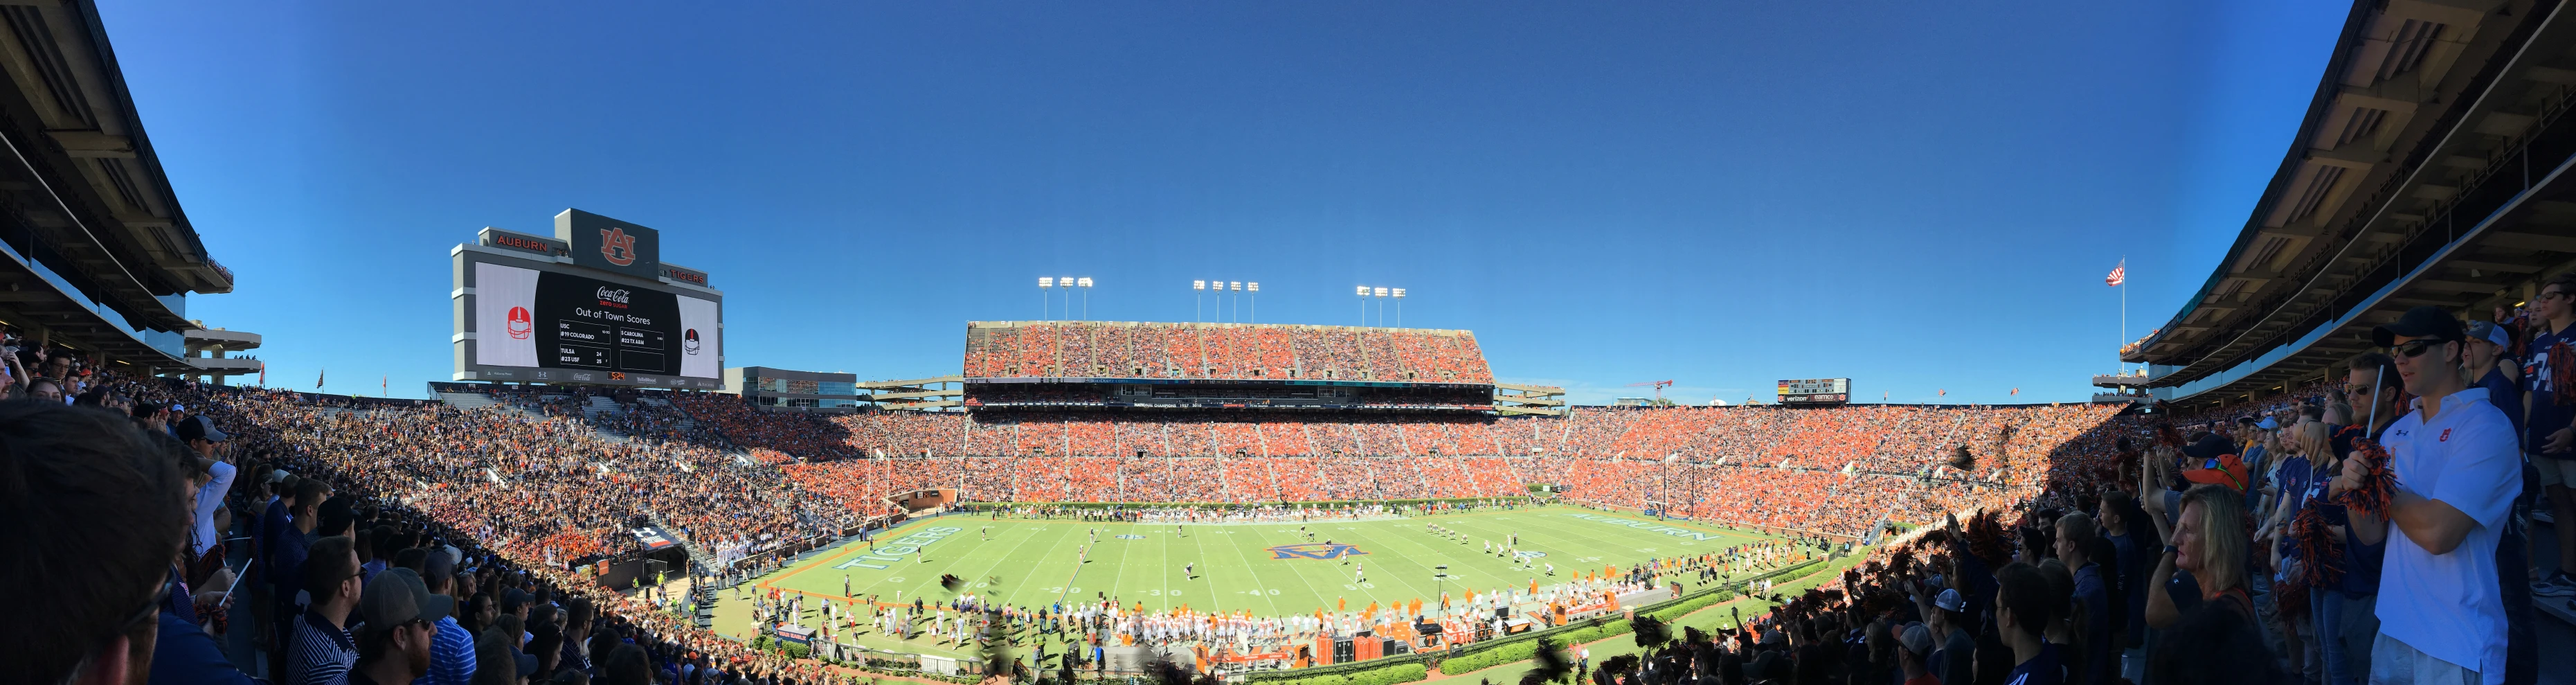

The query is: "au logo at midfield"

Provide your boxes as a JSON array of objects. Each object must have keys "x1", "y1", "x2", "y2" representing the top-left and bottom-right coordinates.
[{"x1": 1268, "y1": 542, "x2": 1369, "y2": 560}]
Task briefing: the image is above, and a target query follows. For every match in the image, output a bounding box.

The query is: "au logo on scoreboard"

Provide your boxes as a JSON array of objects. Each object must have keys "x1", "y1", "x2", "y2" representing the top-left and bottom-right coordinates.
[{"x1": 1267, "y1": 542, "x2": 1369, "y2": 560}]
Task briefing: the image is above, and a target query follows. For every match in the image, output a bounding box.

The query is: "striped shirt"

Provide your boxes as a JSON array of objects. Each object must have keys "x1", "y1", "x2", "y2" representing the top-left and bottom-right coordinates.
[
  {"x1": 412, "y1": 615, "x2": 476, "y2": 685},
  {"x1": 284, "y1": 610, "x2": 357, "y2": 685}
]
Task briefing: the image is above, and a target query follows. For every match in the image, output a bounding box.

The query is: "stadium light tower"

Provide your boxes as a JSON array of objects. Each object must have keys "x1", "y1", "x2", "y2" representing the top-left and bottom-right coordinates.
[
  {"x1": 1058, "y1": 276, "x2": 1073, "y2": 323},
  {"x1": 1362, "y1": 285, "x2": 1373, "y2": 326},
  {"x1": 1230, "y1": 281, "x2": 1242, "y2": 323},
  {"x1": 1392, "y1": 287, "x2": 1405, "y2": 328},
  {"x1": 1194, "y1": 280, "x2": 1206, "y2": 322},
  {"x1": 1039, "y1": 277, "x2": 1053, "y2": 320},
  {"x1": 1373, "y1": 287, "x2": 1389, "y2": 328},
  {"x1": 1248, "y1": 282, "x2": 1259, "y2": 323},
  {"x1": 1077, "y1": 277, "x2": 1093, "y2": 320}
]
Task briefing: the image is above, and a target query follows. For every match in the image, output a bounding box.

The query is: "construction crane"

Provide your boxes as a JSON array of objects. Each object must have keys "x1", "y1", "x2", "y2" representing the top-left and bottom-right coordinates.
[{"x1": 1626, "y1": 380, "x2": 1674, "y2": 404}]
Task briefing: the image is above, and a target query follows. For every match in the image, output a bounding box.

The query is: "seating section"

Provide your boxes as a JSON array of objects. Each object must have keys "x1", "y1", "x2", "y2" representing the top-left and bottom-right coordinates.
[{"x1": 963, "y1": 321, "x2": 1496, "y2": 383}]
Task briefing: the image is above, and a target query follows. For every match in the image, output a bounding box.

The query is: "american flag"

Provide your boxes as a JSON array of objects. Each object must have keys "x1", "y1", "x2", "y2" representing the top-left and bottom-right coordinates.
[{"x1": 2106, "y1": 260, "x2": 2126, "y2": 287}]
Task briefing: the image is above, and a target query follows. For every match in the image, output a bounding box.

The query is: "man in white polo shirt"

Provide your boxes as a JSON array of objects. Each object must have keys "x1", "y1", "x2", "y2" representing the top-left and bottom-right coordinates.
[{"x1": 2336, "y1": 306, "x2": 2519, "y2": 685}]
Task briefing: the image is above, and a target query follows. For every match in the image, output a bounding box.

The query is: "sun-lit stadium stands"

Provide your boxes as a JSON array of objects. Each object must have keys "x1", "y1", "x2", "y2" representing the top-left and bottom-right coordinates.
[{"x1": 969, "y1": 321, "x2": 1492, "y2": 383}]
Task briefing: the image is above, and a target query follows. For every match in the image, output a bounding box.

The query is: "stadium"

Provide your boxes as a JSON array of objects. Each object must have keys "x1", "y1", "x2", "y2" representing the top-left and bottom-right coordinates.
[{"x1": 6, "y1": 1, "x2": 2574, "y2": 685}]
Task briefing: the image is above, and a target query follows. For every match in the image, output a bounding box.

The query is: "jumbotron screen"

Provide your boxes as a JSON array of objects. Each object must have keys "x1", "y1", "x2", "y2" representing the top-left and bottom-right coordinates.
[
  {"x1": 451, "y1": 211, "x2": 723, "y2": 389},
  {"x1": 1776, "y1": 377, "x2": 1850, "y2": 404},
  {"x1": 474, "y1": 263, "x2": 719, "y2": 378}
]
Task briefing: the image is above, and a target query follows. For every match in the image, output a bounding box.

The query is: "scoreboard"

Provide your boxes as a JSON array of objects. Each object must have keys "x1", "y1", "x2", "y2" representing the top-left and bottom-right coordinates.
[
  {"x1": 451, "y1": 210, "x2": 723, "y2": 389},
  {"x1": 1776, "y1": 377, "x2": 1850, "y2": 404}
]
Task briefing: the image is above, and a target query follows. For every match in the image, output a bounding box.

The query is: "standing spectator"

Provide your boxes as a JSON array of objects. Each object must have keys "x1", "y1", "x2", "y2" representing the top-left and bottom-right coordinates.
[
  {"x1": 1993, "y1": 562, "x2": 2062, "y2": 685},
  {"x1": 1896, "y1": 623, "x2": 1940, "y2": 685},
  {"x1": 417, "y1": 553, "x2": 476, "y2": 685},
  {"x1": 2339, "y1": 307, "x2": 2518, "y2": 684},
  {"x1": 1922, "y1": 587, "x2": 1974, "y2": 685},
  {"x1": 271, "y1": 477, "x2": 330, "y2": 673},
  {"x1": 352, "y1": 568, "x2": 448, "y2": 685},
  {"x1": 0, "y1": 400, "x2": 190, "y2": 685},
  {"x1": 2054, "y1": 513, "x2": 2109, "y2": 685},
  {"x1": 2467, "y1": 317, "x2": 2541, "y2": 685},
  {"x1": 178, "y1": 416, "x2": 235, "y2": 561},
  {"x1": 287, "y1": 535, "x2": 363, "y2": 685},
  {"x1": 2521, "y1": 273, "x2": 2576, "y2": 602}
]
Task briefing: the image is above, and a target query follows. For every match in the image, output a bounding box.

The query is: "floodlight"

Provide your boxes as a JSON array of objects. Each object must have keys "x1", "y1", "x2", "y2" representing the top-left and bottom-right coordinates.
[
  {"x1": 1355, "y1": 285, "x2": 1369, "y2": 296},
  {"x1": 1078, "y1": 277, "x2": 1093, "y2": 288},
  {"x1": 1059, "y1": 276, "x2": 1072, "y2": 287},
  {"x1": 1392, "y1": 288, "x2": 1405, "y2": 299},
  {"x1": 1040, "y1": 277, "x2": 1054, "y2": 288},
  {"x1": 1230, "y1": 281, "x2": 1241, "y2": 291},
  {"x1": 1374, "y1": 287, "x2": 1389, "y2": 297},
  {"x1": 1247, "y1": 282, "x2": 1259, "y2": 292},
  {"x1": 1194, "y1": 281, "x2": 1205, "y2": 290}
]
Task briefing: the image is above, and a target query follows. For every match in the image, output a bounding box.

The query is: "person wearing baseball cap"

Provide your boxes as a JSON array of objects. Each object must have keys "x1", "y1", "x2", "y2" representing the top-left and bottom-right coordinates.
[
  {"x1": 350, "y1": 567, "x2": 449, "y2": 685},
  {"x1": 2182, "y1": 452, "x2": 2249, "y2": 491},
  {"x1": 1925, "y1": 588, "x2": 1974, "y2": 685},
  {"x1": 1895, "y1": 623, "x2": 1938, "y2": 685},
  {"x1": 2339, "y1": 305, "x2": 2521, "y2": 684},
  {"x1": 417, "y1": 552, "x2": 478, "y2": 685},
  {"x1": 2462, "y1": 319, "x2": 2526, "y2": 441}
]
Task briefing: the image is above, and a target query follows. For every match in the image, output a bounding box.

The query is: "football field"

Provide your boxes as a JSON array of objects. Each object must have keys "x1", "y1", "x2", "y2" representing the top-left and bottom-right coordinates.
[{"x1": 711, "y1": 505, "x2": 1794, "y2": 656}]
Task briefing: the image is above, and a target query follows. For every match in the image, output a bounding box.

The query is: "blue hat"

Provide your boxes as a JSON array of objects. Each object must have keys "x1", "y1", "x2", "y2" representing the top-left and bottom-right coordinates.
[{"x1": 2257, "y1": 416, "x2": 2279, "y2": 430}]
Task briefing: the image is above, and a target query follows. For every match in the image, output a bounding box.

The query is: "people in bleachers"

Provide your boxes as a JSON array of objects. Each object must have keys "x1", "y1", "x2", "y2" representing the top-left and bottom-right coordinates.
[{"x1": 964, "y1": 322, "x2": 1498, "y2": 383}]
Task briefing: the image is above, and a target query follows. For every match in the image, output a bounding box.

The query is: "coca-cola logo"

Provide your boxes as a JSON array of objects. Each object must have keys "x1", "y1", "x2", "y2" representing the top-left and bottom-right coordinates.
[
  {"x1": 595, "y1": 287, "x2": 631, "y2": 304},
  {"x1": 505, "y1": 306, "x2": 532, "y2": 339}
]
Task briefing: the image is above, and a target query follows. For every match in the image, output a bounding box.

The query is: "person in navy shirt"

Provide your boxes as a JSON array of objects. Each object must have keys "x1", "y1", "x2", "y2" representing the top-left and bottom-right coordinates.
[
  {"x1": 1993, "y1": 562, "x2": 2063, "y2": 685},
  {"x1": 2522, "y1": 273, "x2": 2576, "y2": 602}
]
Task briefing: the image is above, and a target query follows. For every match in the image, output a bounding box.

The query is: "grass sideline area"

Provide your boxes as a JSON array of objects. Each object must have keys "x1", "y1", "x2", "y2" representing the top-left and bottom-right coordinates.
[{"x1": 708, "y1": 505, "x2": 1821, "y2": 663}]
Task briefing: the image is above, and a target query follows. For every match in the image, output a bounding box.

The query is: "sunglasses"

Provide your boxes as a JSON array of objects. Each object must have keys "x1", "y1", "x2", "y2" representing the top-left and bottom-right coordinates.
[{"x1": 2391, "y1": 339, "x2": 2449, "y2": 359}]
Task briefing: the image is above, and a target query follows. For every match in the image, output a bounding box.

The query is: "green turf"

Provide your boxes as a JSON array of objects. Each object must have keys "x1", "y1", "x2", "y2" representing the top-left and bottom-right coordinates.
[{"x1": 711, "y1": 505, "x2": 1808, "y2": 658}]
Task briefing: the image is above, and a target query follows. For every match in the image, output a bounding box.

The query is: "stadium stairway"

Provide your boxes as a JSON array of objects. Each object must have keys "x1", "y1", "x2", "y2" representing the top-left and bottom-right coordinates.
[
  {"x1": 693, "y1": 582, "x2": 717, "y2": 629},
  {"x1": 649, "y1": 511, "x2": 723, "y2": 581}
]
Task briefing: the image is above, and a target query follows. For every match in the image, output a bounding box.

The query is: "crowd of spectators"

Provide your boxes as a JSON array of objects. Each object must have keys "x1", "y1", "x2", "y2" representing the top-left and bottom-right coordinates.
[
  {"x1": 6, "y1": 367, "x2": 870, "y2": 684},
  {"x1": 964, "y1": 322, "x2": 1496, "y2": 383},
  {"x1": 1611, "y1": 304, "x2": 2548, "y2": 685},
  {"x1": 671, "y1": 393, "x2": 856, "y2": 460},
  {"x1": 26, "y1": 299, "x2": 2559, "y2": 684}
]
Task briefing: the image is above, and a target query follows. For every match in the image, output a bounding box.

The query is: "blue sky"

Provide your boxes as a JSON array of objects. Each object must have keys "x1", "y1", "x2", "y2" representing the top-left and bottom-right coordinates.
[{"x1": 101, "y1": 0, "x2": 2347, "y2": 403}]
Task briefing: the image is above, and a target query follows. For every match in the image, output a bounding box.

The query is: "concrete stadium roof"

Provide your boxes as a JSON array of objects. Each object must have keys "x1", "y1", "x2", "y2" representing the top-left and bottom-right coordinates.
[
  {"x1": 0, "y1": 1, "x2": 231, "y2": 367},
  {"x1": 2126, "y1": 0, "x2": 2576, "y2": 405}
]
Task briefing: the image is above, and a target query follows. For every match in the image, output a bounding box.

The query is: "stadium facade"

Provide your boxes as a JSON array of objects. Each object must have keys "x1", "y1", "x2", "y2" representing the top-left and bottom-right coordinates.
[
  {"x1": 2125, "y1": 0, "x2": 2576, "y2": 408},
  {"x1": 0, "y1": 1, "x2": 231, "y2": 371}
]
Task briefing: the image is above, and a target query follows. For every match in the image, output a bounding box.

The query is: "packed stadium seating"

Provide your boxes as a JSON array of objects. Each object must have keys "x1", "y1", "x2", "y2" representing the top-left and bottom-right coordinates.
[{"x1": 964, "y1": 321, "x2": 1496, "y2": 383}]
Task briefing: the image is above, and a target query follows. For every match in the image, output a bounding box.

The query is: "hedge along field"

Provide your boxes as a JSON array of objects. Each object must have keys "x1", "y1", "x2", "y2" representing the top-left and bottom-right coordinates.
[{"x1": 714, "y1": 506, "x2": 1793, "y2": 659}]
